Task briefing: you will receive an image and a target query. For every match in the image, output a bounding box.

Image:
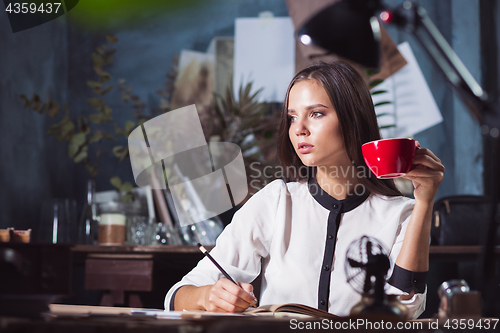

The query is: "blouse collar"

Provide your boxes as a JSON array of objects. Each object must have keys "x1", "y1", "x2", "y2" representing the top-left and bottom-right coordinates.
[{"x1": 308, "y1": 176, "x2": 370, "y2": 212}]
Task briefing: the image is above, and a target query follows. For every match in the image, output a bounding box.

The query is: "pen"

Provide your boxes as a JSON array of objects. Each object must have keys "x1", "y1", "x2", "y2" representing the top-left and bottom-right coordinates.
[{"x1": 197, "y1": 243, "x2": 257, "y2": 307}]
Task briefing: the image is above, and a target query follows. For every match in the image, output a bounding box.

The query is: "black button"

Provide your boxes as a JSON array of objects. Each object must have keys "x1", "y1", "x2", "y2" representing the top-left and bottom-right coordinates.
[
  {"x1": 324, "y1": 265, "x2": 329, "y2": 271},
  {"x1": 328, "y1": 235, "x2": 333, "y2": 239},
  {"x1": 320, "y1": 300, "x2": 325, "y2": 305},
  {"x1": 332, "y1": 204, "x2": 338, "y2": 209}
]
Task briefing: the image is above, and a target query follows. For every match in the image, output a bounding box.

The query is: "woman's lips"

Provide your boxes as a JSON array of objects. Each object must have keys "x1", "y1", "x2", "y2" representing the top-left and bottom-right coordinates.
[{"x1": 298, "y1": 142, "x2": 314, "y2": 153}]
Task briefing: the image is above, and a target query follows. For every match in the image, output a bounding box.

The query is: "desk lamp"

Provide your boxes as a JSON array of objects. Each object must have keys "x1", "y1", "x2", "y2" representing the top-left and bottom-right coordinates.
[{"x1": 298, "y1": 0, "x2": 500, "y2": 317}]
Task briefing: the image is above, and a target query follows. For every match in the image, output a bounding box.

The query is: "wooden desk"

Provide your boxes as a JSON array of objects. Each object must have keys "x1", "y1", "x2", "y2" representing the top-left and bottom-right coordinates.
[{"x1": 1, "y1": 304, "x2": 495, "y2": 333}]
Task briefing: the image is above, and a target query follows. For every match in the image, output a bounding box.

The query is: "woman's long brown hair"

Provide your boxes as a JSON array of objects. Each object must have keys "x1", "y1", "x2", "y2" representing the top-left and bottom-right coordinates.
[{"x1": 277, "y1": 61, "x2": 402, "y2": 197}]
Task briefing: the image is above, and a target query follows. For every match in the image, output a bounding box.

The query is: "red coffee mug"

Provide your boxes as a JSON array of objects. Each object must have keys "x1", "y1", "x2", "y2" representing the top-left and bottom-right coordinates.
[{"x1": 362, "y1": 138, "x2": 416, "y2": 179}]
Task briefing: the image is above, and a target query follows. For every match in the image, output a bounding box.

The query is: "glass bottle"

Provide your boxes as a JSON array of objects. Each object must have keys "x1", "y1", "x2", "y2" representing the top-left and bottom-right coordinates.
[{"x1": 79, "y1": 179, "x2": 98, "y2": 244}]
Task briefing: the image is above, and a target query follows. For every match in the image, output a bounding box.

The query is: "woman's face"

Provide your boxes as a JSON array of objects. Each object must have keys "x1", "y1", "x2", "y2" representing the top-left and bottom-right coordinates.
[{"x1": 288, "y1": 80, "x2": 350, "y2": 169}]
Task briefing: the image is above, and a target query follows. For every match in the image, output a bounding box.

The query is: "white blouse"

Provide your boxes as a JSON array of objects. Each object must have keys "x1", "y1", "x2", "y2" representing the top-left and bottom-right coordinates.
[{"x1": 164, "y1": 178, "x2": 427, "y2": 318}]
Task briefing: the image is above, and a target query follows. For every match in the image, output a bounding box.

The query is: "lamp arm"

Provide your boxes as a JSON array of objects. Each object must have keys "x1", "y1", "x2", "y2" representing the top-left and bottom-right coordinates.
[{"x1": 391, "y1": 1, "x2": 493, "y2": 124}]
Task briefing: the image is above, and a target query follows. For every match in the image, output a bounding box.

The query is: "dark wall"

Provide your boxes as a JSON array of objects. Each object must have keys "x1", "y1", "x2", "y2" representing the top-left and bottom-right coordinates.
[{"x1": 0, "y1": 15, "x2": 79, "y2": 230}]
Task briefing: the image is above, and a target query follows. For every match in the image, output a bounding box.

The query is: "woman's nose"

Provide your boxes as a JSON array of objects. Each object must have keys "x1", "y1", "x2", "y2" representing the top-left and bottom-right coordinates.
[{"x1": 294, "y1": 119, "x2": 310, "y2": 136}]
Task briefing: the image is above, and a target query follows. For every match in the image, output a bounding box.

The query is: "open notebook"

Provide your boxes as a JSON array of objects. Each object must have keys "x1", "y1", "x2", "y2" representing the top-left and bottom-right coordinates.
[
  {"x1": 130, "y1": 303, "x2": 338, "y2": 319},
  {"x1": 245, "y1": 303, "x2": 339, "y2": 319},
  {"x1": 51, "y1": 303, "x2": 338, "y2": 320}
]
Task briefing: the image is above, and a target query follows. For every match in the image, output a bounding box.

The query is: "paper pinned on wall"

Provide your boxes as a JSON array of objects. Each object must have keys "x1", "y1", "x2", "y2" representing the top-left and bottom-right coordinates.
[
  {"x1": 372, "y1": 41, "x2": 443, "y2": 138},
  {"x1": 233, "y1": 15, "x2": 295, "y2": 103},
  {"x1": 170, "y1": 49, "x2": 215, "y2": 111}
]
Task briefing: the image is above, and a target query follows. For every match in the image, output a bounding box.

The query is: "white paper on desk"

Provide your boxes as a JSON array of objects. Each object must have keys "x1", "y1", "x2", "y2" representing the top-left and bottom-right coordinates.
[
  {"x1": 372, "y1": 42, "x2": 443, "y2": 138},
  {"x1": 131, "y1": 309, "x2": 246, "y2": 319},
  {"x1": 233, "y1": 16, "x2": 295, "y2": 102}
]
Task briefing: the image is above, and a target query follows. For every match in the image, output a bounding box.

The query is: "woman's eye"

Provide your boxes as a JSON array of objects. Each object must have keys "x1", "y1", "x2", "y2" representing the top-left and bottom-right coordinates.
[
  {"x1": 312, "y1": 111, "x2": 323, "y2": 118},
  {"x1": 288, "y1": 115, "x2": 296, "y2": 123}
]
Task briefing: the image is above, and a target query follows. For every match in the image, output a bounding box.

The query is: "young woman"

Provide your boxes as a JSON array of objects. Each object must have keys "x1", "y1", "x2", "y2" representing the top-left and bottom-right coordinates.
[{"x1": 164, "y1": 62, "x2": 444, "y2": 318}]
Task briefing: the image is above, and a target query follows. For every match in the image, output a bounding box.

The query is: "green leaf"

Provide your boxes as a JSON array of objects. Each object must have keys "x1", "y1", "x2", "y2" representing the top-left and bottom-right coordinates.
[
  {"x1": 102, "y1": 133, "x2": 117, "y2": 141},
  {"x1": 120, "y1": 181, "x2": 133, "y2": 193},
  {"x1": 88, "y1": 97, "x2": 105, "y2": 110},
  {"x1": 247, "y1": 87, "x2": 263, "y2": 105},
  {"x1": 119, "y1": 193, "x2": 133, "y2": 203},
  {"x1": 103, "y1": 49, "x2": 117, "y2": 57},
  {"x1": 376, "y1": 113, "x2": 393, "y2": 118},
  {"x1": 119, "y1": 146, "x2": 129, "y2": 162},
  {"x1": 32, "y1": 94, "x2": 42, "y2": 111},
  {"x1": 87, "y1": 80, "x2": 102, "y2": 89},
  {"x1": 20, "y1": 93, "x2": 45, "y2": 112},
  {"x1": 92, "y1": 53, "x2": 105, "y2": 67},
  {"x1": 84, "y1": 162, "x2": 98, "y2": 177},
  {"x1": 71, "y1": 132, "x2": 86, "y2": 146},
  {"x1": 100, "y1": 85, "x2": 113, "y2": 95},
  {"x1": 47, "y1": 121, "x2": 63, "y2": 135},
  {"x1": 89, "y1": 113, "x2": 102, "y2": 124},
  {"x1": 98, "y1": 72, "x2": 111, "y2": 83},
  {"x1": 72, "y1": 145, "x2": 88, "y2": 163},
  {"x1": 20, "y1": 94, "x2": 30, "y2": 107},
  {"x1": 69, "y1": 133, "x2": 86, "y2": 157},
  {"x1": 103, "y1": 56, "x2": 114, "y2": 66},
  {"x1": 89, "y1": 132, "x2": 103, "y2": 143},
  {"x1": 114, "y1": 123, "x2": 126, "y2": 135},
  {"x1": 94, "y1": 66, "x2": 110, "y2": 77},
  {"x1": 110, "y1": 176, "x2": 122, "y2": 189},
  {"x1": 366, "y1": 69, "x2": 380, "y2": 76},
  {"x1": 370, "y1": 90, "x2": 388, "y2": 95},
  {"x1": 47, "y1": 101, "x2": 60, "y2": 117},
  {"x1": 58, "y1": 120, "x2": 75, "y2": 140},
  {"x1": 112, "y1": 146, "x2": 125, "y2": 157},
  {"x1": 78, "y1": 115, "x2": 91, "y2": 134},
  {"x1": 101, "y1": 114, "x2": 113, "y2": 123},
  {"x1": 124, "y1": 120, "x2": 135, "y2": 133},
  {"x1": 374, "y1": 101, "x2": 392, "y2": 107},
  {"x1": 369, "y1": 79, "x2": 384, "y2": 88},
  {"x1": 103, "y1": 106, "x2": 112, "y2": 116},
  {"x1": 39, "y1": 93, "x2": 51, "y2": 115},
  {"x1": 106, "y1": 35, "x2": 118, "y2": 43}
]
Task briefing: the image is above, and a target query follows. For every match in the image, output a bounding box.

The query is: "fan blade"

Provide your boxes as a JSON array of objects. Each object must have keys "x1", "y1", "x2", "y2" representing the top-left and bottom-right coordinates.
[
  {"x1": 347, "y1": 258, "x2": 365, "y2": 268},
  {"x1": 346, "y1": 268, "x2": 366, "y2": 284}
]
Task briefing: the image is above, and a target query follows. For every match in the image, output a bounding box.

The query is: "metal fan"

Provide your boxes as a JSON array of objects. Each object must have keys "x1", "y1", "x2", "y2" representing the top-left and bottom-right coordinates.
[
  {"x1": 344, "y1": 235, "x2": 407, "y2": 318},
  {"x1": 345, "y1": 235, "x2": 390, "y2": 298}
]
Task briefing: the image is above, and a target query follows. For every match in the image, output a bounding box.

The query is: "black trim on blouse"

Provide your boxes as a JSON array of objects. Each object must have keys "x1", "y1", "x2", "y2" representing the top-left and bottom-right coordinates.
[
  {"x1": 388, "y1": 265, "x2": 427, "y2": 294},
  {"x1": 308, "y1": 176, "x2": 370, "y2": 311},
  {"x1": 308, "y1": 176, "x2": 370, "y2": 213}
]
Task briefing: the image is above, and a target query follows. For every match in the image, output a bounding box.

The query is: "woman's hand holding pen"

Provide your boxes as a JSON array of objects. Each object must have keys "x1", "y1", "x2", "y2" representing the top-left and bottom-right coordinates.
[{"x1": 202, "y1": 279, "x2": 257, "y2": 312}]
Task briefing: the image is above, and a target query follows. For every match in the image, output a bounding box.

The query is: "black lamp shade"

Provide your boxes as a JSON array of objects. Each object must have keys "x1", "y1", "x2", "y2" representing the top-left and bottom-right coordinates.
[{"x1": 298, "y1": 0, "x2": 381, "y2": 69}]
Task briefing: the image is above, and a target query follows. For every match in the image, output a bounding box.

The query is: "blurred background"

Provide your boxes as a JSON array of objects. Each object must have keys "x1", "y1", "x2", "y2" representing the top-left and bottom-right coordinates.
[
  {"x1": 2, "y1": 0, "x2": 497, "y2": 230},
  {"x1": 0, "y1": 0, "x2": 499, "y2": 314}
]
